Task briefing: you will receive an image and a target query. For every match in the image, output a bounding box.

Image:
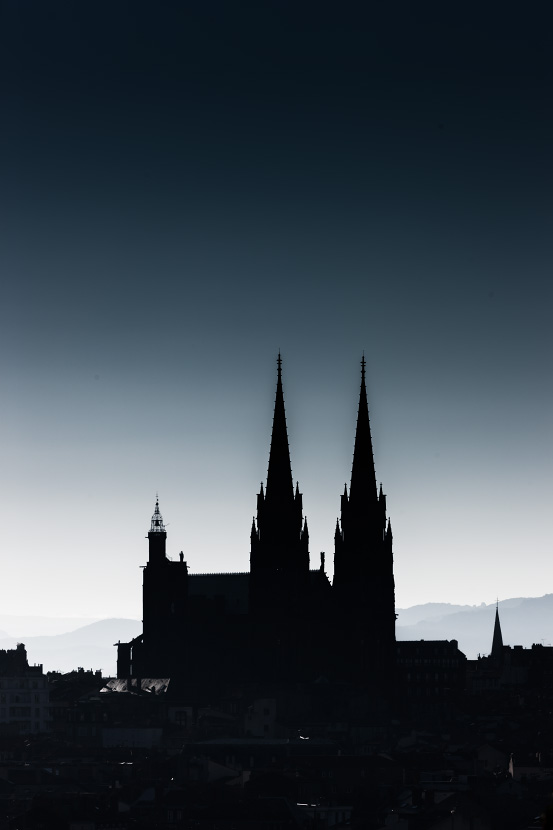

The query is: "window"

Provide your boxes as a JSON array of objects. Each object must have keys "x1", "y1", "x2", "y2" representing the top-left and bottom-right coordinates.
[{"x1": 175, "y1": 711, "x2": 188, "y2": 726}]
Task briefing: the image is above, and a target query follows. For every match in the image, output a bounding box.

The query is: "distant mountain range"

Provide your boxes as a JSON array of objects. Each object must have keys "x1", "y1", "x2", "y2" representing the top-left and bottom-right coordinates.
[
  {"x1": 396, "y1": 595, "x2": 553, "y2": 658},
  {"x1": 3, "y1": 596, "x2": 553, "y2": 675},
  {"x1": 0, "y1": 618, "x2": 142, "y2": 676}
]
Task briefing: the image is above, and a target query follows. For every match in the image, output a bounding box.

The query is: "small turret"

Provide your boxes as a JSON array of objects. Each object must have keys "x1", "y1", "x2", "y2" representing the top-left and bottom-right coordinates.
[{"x1": 150, "y1": 498, "x2": 165, "y2": 533}]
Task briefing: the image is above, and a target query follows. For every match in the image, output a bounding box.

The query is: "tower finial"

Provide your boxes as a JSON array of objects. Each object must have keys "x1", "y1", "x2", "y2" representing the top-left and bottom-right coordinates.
[
  {"x1": 361, "y1": 352, "x2": 366, "y2": 384},
  {"x1": 277, "y1": 350, "x2": 282, "y2": 379}
]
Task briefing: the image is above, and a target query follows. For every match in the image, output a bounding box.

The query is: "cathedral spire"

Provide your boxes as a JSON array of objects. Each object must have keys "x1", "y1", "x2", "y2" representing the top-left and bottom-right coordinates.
[
  {"x1": 332, "y1": 356, "x2": 395, "y2": 683},
  {"x1": 349, "y1": 355, "x2": 378, "y2": 504},
  {"x1": 265, "y1": 352, "x2": 294, "y2": 501},
  {"x1": 250, "y1": 354, "x2": 310, "y2": 616},
  {"x1": 491, "y1": 600, "x2": 504, "y2": 658}
]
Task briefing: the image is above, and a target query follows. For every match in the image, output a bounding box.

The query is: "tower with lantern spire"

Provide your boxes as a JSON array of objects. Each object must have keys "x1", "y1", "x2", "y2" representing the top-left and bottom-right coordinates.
[
  {"x1": 142, "y1": 498, "x2": 188, "y2": 640},
  {"x1": 118, "y1": 497, "x2": 189, "y2": 679}
]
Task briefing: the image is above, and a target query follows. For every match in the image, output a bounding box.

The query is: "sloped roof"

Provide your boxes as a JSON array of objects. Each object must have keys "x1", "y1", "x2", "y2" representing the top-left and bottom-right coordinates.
[{"x1": 101, "y1": 678, "x2": 170, "y2": 694}]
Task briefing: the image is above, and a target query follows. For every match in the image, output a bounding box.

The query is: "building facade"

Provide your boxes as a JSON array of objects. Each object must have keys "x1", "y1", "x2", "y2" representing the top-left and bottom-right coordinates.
[{"x1": 0, "y1": 644, "x2": 49, "y2": 734}]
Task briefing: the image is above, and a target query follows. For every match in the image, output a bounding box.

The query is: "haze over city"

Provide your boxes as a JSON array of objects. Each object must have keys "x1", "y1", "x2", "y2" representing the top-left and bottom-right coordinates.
[{"x1": 2, "y1": 3, "x2": 552, "y2": 621}]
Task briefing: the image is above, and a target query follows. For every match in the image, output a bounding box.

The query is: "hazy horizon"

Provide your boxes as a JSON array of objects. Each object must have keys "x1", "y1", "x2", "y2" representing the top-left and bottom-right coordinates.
[{"x1": 5, "y1": 592, "x2": 553, "y2": 676}]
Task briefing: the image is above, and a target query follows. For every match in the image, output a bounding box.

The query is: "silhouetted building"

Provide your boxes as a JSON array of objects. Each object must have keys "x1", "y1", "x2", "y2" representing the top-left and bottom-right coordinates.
[
  {"x1": 118, "y1": 500, "x2": 189, "y2": 679},
  {"x1": 0, "y1": 644, "x2": 49, "y2": 734},
  {"x1": 117, "y1": 356, "x2": 400, "y2": 699},
  {"x1": 395, "y1": 640, "x2": 467, "y2": 704}
]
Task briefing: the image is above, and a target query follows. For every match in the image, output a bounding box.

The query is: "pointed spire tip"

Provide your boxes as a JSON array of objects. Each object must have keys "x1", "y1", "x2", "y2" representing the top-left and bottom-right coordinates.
[{"x1": 265, "y1": 353, "x2": 294, "y2": 498}]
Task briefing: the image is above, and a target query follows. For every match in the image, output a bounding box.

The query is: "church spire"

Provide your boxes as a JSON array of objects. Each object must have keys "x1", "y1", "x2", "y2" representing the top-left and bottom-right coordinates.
[
  {"x1": 349, "y1": 355, "x2": 378, "y2": 505},
  {"x1": 491, "y1": 600, "x2": 504, "y2": 659},
  {"x1": 250, "y1": 354, "x2": 310, "y2": 616},
  {"x1": 265, "y1": 352, "x2": 294, "y2": 500},
  {"x1": 332, "y1": 356, "x2": 395, "y2": 684}
]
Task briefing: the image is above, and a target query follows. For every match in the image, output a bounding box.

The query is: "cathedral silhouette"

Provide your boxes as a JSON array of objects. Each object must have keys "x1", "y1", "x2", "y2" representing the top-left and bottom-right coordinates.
[{"x1": 117, "y1": 356, "x2": 397, "y2": 696}]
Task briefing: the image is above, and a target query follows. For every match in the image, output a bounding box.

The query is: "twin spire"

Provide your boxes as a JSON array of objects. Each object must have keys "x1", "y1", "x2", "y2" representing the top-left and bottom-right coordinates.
[
  {"x1": 249, "y1": 354, "x2": 309, "y2": 610},
  {"x1": 153, "y1": 355, "x2": 385, "y2": 584},
  {"x1": 260, "y1": 352, "x2": 384, "y2": 543},
  {"x1": 349, "y1": 355, "x2": 378, "y2": 505},
  {"x1": 265, "y1": 352, "x2": 294, "y2": 501},
  {"x1": 265, "y1": 352, "x2": 378, "y2": 503}
]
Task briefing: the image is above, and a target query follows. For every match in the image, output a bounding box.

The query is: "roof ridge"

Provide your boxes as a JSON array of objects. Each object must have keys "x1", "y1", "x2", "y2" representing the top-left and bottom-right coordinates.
[{"x1": 189, "y1": 571, "x2": 249, "y2": 576}]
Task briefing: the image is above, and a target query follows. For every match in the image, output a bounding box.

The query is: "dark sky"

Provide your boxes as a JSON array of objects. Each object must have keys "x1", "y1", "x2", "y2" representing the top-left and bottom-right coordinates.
[{"x1": 2, "y1": 2, "x2": 552, "y2": 619}]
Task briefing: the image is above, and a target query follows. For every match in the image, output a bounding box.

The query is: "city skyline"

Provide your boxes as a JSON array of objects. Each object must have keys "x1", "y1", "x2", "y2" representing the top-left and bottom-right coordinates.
[{"x1": 2, "y1": 3, "x2": 552, "y2": 619}]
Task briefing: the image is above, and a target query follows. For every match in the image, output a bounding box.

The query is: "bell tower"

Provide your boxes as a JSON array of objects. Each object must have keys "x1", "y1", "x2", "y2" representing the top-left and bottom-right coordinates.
[{"x1": 140, "y1": 497, "x2": 188, "y2": 676}]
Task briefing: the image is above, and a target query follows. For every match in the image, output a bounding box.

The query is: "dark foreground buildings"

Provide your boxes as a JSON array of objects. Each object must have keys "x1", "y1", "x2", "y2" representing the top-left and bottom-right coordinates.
[{"x1": 117, "y1": 356, "x2": 400, "y2": 701}]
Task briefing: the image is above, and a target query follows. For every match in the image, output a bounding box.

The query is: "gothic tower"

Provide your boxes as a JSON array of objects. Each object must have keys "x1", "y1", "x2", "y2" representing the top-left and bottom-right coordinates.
[
  {"x1": 333, "y1": 358, "x2": 395, "y2": 683},
  {"x1": 249, "y1": 354, "x2": 310, "y2": 618}
]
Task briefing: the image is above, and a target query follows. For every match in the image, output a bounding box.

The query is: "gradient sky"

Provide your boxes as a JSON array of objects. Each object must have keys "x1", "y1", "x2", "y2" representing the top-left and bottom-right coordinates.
[{"x1": 2, "y1": 2, "x2": 552, "y2": 620}]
